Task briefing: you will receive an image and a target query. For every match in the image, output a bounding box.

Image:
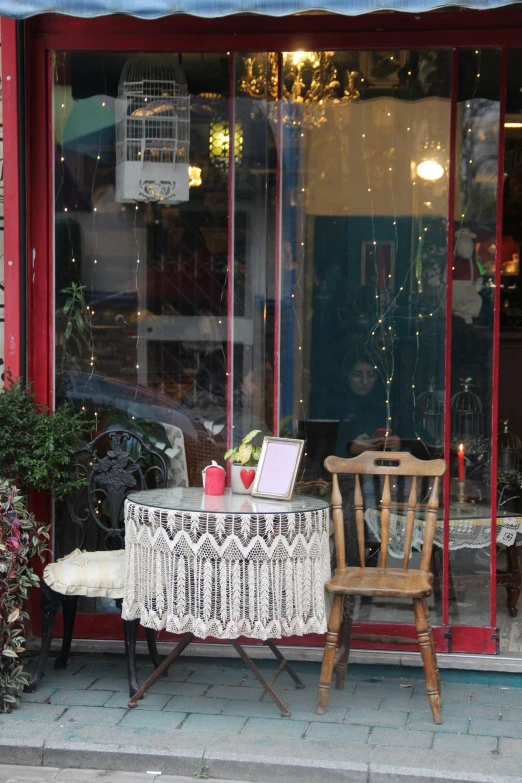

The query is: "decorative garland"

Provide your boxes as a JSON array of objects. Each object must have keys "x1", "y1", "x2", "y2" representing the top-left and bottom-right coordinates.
[{"x1": 0, "y1": 481, "x2": 50, "y2": 713}]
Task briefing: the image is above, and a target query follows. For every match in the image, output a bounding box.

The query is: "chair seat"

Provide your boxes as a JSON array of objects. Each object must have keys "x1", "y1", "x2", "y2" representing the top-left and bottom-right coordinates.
[
  {"x1": 43, "y1": 548, "x2": 125, "y2": 598},
  {"x1": 326, "y1": 567, "x2": 433, "y2": 599}
]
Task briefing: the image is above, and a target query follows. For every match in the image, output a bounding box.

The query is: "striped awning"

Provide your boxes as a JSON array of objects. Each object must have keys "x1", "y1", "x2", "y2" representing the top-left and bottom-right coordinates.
[{"x1": 0, "y1": 0, "x2": 519, "y2": 19}]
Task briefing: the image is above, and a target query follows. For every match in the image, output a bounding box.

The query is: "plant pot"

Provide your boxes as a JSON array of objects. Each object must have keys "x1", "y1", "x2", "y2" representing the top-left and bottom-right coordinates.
[{"x1": 230, "y1": 463, "x2": 257, "y2": 494}]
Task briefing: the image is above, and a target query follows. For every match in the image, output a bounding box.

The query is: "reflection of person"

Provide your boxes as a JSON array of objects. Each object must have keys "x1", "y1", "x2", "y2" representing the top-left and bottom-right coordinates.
[
  {"x1": 334, "y1": 346, "x2": 401, "y2": 569},
  {"x1": 335, "y1": 348, "x2": 400, "y2": 457}
]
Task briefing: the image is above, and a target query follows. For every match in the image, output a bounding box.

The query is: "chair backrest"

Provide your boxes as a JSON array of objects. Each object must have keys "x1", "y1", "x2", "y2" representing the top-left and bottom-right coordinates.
[
  {"x1": 184, "y1": 421, "x2": 223, "y2": 487},
  {"x1": 67, "y1": 428, "x2": 168, "y2": 550},
  {"x1": 324, "y1": 451, "x2": 447, "y2": 573}
]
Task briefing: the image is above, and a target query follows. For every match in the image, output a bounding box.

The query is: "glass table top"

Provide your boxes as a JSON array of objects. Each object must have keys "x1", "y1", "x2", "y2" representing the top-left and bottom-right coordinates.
[{"x1": 127, "y1": 487, "x2": 330, "y2": 515}]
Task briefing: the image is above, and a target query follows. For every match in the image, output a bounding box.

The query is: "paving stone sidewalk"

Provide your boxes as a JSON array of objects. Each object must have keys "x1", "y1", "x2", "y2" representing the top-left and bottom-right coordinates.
[{"x1": 2, "y1": 654, "x2": 522, "y2": 782}]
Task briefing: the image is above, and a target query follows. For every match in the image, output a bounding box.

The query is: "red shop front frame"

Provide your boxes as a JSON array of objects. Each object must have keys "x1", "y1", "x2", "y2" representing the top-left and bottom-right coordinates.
[{"x1": 5, "y1": 9, "x2": 518, "y2": 655}]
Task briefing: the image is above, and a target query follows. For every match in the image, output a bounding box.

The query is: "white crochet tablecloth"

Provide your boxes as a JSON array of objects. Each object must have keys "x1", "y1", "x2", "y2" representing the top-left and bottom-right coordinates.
[
  {"x1": 122, "y1": 488, "x2": 331, "y2": 640},
  {"x1": 364, "y1": 504, "x2": 522, "y2": 560}
]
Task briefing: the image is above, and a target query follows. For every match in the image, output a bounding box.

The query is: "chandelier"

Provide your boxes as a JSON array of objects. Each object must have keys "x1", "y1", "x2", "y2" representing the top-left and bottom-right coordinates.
[{"x1": 240, "y1": 52, "x2": 361, "y2": 127}]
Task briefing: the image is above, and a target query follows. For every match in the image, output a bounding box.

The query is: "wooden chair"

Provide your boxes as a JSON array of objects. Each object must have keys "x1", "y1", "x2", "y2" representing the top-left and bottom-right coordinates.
[{"x1": 317, "y1": 451, "x2": 447, "y2": 724}]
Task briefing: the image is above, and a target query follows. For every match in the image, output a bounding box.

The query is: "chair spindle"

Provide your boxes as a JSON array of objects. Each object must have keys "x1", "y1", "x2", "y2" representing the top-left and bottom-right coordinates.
[
  {"x1": 420, "y1": 476, "x2": 440, "y2": 572},
  {"x1": 354, "y1": 474, "x2": 366, "y2": 569},
  {"x1": 331, "y1": 473, "x2": 346, "y2": 571},
  {"x1": 379, "y1": 474, "x2": 391, "y2": 569},
  {"x1": 403, "y1": 475, "x2": 418, "y2": 570}
]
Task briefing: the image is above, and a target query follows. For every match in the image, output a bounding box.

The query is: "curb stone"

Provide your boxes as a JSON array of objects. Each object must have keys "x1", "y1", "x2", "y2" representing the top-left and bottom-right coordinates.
[{"x1": 1, "y1": 739, "x2": 522, "y2": 783}]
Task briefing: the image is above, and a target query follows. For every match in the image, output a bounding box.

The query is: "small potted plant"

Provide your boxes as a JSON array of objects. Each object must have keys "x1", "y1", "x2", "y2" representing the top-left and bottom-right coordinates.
[{"x1": 224, "y1": 429, "x2": 262, "y2": 494}]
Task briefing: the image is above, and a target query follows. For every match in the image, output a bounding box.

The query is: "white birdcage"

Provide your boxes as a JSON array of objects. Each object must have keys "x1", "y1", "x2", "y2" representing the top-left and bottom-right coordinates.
[
  {"x1": 450, "y1": 377, "x2": 485, "y2": 453},
  {"x1": 115, "y1": 53, "x2": 190, "y2": 204}
]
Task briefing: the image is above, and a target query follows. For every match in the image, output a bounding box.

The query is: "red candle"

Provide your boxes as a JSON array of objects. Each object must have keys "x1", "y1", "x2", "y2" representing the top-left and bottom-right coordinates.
[
  {"x1": 203, "y1": 463, "x2": 225, "y2": 496},
  {"x1": 458, "y1": 443, "x2": 465, "y2": 481}
]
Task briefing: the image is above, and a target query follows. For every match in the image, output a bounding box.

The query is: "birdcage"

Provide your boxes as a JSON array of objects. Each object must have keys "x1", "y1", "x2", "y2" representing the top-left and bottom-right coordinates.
[
  {"x1": 450, "y1": 377, "x2": 484, "y2": 452},
  {"x1": 416, "y1": 378, "x2": 444, "y2": 446},
  {"x1": 115, "y1": 53, "x2": 190, "y2": 204},
  {"x1": 499, "y1": 419, "x2": 521, "y2": 474}
]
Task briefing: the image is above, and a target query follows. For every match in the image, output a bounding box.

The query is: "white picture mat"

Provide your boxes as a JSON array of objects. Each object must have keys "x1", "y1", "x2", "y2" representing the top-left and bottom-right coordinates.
[{"x1": 256, "y1": 442, "x2": 301, "y2": 496}]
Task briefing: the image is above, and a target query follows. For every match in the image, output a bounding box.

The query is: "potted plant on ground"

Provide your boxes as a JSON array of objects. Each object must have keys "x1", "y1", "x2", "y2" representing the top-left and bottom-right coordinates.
[
  {"x1": 0, "y1": 482, "x2": 50, "y2": 713},
  {"x1": 224, "y1": 429, "x2": 263, "y2": 494},
  {"x1": 0, "y1": 373, "x2": 91, "y2": 712}
]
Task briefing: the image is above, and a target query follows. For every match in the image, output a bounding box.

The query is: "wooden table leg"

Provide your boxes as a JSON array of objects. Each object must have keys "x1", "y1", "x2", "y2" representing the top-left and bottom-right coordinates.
[
  {"x1": 229, "y1": 640, "x2": 291, "y2": 717},
  {"x1": 128, "y1": 632, "x2": 194, "y2": 707},
  {"x1": 264, "y1": 639, "x2": 305, "y2": 689},
  {"x1": 127, "y1": 631, "x2": 294, "y2": 717}
]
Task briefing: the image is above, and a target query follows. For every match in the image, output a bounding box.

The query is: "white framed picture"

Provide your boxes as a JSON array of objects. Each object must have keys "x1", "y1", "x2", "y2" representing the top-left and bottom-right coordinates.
[
  {"x1": 361, "y1": 241, "x2": 395, "y2": 290},
  {"x1": 251, "y1": 437, "x2": 305, "y2": 501}
]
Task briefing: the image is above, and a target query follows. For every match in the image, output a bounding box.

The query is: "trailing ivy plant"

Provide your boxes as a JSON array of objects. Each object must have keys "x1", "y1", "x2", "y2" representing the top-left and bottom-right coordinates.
[
  {"x1": 0, "y1": 481, "x2": 50, "y2": 712},
  {"x1": 0, "y1": 372, "x2": 92, "y2": 499}
]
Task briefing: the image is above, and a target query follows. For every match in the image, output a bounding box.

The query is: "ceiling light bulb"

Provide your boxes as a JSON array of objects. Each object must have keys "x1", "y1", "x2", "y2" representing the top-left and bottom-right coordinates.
[{"x1": 416, "y1": 159, "x2": 444, "y2": 181}]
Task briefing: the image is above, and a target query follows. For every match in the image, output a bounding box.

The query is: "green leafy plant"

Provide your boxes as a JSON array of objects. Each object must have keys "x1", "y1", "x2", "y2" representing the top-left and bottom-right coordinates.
[
  {"x1": 59, "y1": 283, "x2": 88, "y2": 351},
  {"x1": 224, "y1": 429, "x2": 263, "y2": 466},
  {"x1": 0, "y1": 372, "x2": 92, "y2": 499},
  {"x1": 0, "y1": 481, "x2": 50, "y2": 712}
]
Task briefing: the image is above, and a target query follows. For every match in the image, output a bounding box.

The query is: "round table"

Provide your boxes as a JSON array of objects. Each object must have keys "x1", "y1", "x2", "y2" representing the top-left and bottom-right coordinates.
[
  {"x1": 364, "y1": 503, "x2": 522, "y2": 558},
  {"x1": 123, "y1": 487, "x2": 330, "y2": 639},
  {"x1": 122, "y1": 488, "x2": 331, "y2": 716}
]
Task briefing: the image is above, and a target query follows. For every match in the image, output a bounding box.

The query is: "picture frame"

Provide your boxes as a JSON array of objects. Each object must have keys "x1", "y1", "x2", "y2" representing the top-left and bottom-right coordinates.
[
  {"x1": 361, "y1": 241, "x2": 395, "y2": 290},
  {"x1": 359, "y1": 51, "x2": 409, "y2": 90},
  {"x1": 251, "y1": 437, "x2": 305, "y2": 501}
]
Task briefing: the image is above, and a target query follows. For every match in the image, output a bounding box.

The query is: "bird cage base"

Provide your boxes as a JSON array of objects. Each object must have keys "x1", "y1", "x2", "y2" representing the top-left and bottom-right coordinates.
[{"x1": 115, "y1": 161, "x2": 189, "y2": 204}]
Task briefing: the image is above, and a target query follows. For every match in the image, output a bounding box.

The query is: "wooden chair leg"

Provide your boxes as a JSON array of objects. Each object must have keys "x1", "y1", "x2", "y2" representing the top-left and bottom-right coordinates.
[
  {"x1": 336, "y1": 595, "x2": 355, "y2": 690},
  {"x1": 421, "y1": 598, "x2": 441, "y2": 696},
  {"x1": 413, "y1": 597, "x2": 442, "y2": 724},
  {"x1": 54, "y1": 595, "x2": 78, "y2": 670},
  {"x1": 316, "y1": 593, "x2": 343, "y2": 715}
]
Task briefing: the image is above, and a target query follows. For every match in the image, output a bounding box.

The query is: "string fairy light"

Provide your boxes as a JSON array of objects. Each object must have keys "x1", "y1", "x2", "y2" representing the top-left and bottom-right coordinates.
[{"x1": 54, "y1": 51, "x2": 96, "y2": 406}]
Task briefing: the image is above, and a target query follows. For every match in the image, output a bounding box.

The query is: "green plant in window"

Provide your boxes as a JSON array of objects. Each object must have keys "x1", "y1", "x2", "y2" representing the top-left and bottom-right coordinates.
[
  {"x1": 224, "y1": 429, "x2": 263, "y2": 466},
  {"x1": 56, "y1": 283, "x2": 90, "y2": 382}
]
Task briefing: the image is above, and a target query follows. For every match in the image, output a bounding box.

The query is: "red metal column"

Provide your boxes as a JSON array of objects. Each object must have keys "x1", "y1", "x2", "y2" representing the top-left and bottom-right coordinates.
[
  {"x1": 273, "y1": 52, "x2": 283, "y2": 436},
  {"x1": 442, "y1": 48, "x2": 458, "y2": 629},
  {"x1": 490, "y1": 47, "x2": 508, "y2": 631},
  {"x1": 1, "y1": 19, "x2": 21, "y2": 381},
  {"x1": 226, "y1": 54, "x2": 236, "y2": 460}
]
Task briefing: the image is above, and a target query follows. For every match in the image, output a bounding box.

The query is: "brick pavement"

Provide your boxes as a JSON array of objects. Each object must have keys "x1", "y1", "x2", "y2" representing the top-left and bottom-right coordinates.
[{"x1": 1, "y1": 655, "x2": 522, "y2": 782}]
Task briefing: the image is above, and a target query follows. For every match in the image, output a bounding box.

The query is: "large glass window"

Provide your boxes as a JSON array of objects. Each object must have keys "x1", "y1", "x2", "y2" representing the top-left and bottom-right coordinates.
[{"x1": 51, "y1": 45, "x2": 513, "y2": 643}]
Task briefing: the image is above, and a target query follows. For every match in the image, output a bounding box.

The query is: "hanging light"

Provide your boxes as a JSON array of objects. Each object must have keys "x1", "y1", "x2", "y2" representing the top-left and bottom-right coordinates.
[
  {"x1": 416, "y1": 141, "x2": 445, "y2": 182},
  {"x1": 188, "y1": 165, "x2": 202, "y2": 188},
  {"x1": 115, "y1": 53, "x2": 190, "y2": 204},
  {"x1": 208, "y1": 121, "x2": 243, "y2": 165}
]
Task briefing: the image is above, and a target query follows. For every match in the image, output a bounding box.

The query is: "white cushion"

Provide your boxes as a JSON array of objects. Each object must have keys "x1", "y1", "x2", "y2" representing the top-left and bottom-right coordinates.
[{"x1": 43, "y1": 548, "x2": 125, "y2": 598}]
